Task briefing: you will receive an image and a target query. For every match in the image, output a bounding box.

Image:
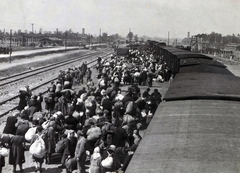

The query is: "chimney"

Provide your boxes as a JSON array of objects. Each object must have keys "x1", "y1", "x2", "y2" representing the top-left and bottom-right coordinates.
[
  {"x1": 82, "y1": 28, "x2": 85, "y2": 35},
  {"x1": 188, "y1": 32, "x2": 190, "y2": 38}
]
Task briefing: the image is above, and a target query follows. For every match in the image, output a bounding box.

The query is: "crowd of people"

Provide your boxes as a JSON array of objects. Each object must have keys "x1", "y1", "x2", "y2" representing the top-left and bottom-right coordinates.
[{"x1": 0, "y1": 47, "x2": 172, "y2": 173}]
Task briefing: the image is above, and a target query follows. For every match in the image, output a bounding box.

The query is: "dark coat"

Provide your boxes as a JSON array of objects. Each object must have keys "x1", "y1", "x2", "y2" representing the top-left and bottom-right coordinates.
[
  {"x1": 17, "y1": 91, "x2": 28, "y2": 110},
  {"x1": 58, "y1": 96, "x2": 69, "y2": 116},
  {"x1": 9, "y1": 135, "x2": 25, "y2": 165},
  {"x1": 45, "y1": 127, "x2": 56, "y2": 154},
  {"x1": 15, "y1": 118, "x2": 29, "y2": 136},
  {"x1": 61, "y1": 137, "x2": 77, "y2": 164},
  {"x1": 65, "y1": 116, "x2": 78, "y2": 131},
  {"x1": 3, "y1": 116, "x2": 17, "y2": 135},
  {"x1": 113, "y1": 127, "x2": 128, "y2": 148}
]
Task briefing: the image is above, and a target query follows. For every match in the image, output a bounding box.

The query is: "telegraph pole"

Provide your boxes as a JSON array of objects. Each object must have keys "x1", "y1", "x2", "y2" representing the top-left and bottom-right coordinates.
[
  {"x1": 31, "y1": 23, "x2": 34, "y2": 46},
  {"x1": 9, "y1": 29, "x2": 12, "y2": 63},
  {"x1": 31, "y1": 23, "x2": 34, "y2": 33},
  {"x1": 65, "y1": 31, "x2": 67, "y2": 52},
  {"x1": 168, "y1": 31, "x2": 170, "y2": 46},
  {"x1": 89, "y1": 33, "x2": 91, "y2": 49},
  {"x1": 99, "y1": 28, "x2": 101, "y2": 46}
]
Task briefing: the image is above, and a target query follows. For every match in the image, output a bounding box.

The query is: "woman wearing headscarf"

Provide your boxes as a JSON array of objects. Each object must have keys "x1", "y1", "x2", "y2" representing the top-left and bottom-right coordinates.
[
  {"x1": 9, "y1": 135, "x2": 25, "y2": 173},
  {"x1": 89, "y1": 147, "x2": 102, "y2": 173},
  {"x1": 3, "y1": 111, "x2": 19, "y2": 135}
]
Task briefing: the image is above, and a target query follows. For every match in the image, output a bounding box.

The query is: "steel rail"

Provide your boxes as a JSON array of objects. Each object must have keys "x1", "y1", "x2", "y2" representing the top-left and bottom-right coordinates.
[
  {"x1": 0, "y1": 52, "x2": 102, "y2": 86},
  {"x1": 0, "y1": 53, "x2": 111, "y2": 117}
]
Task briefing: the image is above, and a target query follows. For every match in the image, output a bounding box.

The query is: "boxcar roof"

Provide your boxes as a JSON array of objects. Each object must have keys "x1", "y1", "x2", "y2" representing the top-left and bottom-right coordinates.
[
  {"x1": 180, "y1": 58, "x2": 226, "y2": 68},
  {"x1": 173, "y1": 52, "x2": 212, "y2": 59},
  {"x1": 164, "y1": 73, "x2": 240, "y2": 101},
  {"x1": 179, "y1": 64, "x2": 232, "y2": 74},
  {"x1": 126, "y1": 100, "x2": 240, "y2": 173}
]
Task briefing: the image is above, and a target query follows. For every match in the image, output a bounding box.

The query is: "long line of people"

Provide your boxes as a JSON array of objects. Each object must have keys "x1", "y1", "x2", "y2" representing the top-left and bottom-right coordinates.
[{"x1": 0, "y1": 48, "x2": 169, "y2": 173}]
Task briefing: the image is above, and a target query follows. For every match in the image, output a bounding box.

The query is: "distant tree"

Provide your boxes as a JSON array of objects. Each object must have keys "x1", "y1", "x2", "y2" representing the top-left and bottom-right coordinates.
[
  {"x1": 224, "y1": 35, "x2": 232, "y2": 44},
  {"x1": 134, "y1": 34, "x2": 138, "y2": 42},
  {"x1": 127, "y1": 32, "x2": 133, "y2": 42},
  {"x1": 17, "y1": 30, "x2": 21, "y2": 35},
  {"x1": 102, "y1": 32, "x2": 108, "y2": 41},
  {"x1": 112, "y1": 34, "x2": 119, "y2": 40}
]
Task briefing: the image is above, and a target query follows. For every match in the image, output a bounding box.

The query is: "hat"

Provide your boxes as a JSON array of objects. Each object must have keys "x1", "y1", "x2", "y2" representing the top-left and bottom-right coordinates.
[
  {"x1": 108, "y1": 145, "x2": 116, "y2": 151},
  {"x1": 103, "y1": 109, "x2": 109, "y2": 114},
  {"x1": 77, "y1": 130, "x2": 84, "y2": 136}
]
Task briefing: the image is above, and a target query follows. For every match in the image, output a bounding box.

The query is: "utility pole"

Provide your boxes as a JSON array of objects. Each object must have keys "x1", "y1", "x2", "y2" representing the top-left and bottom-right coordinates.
[
  {"x1": 89, "y1": 33, "x2": 91, "y2": 49},
  {"x1": 168, "y1": 31, "x2": 170, "y2": 46},
  {"x1": 9, "y1": 29, "x2": 12, "y2": 63},
  {"x1": 99, "y1": 28, "x2": 101, "y2": 46},
  {"x1": 31, "y1": 23, "x2": 34, "y2": 33},
  {"x1": 31, "y1": 23, "x2": 34, "y2": 46},
  {"x1": 65, "y1": 31, "x2": 67, "y2": 52}
]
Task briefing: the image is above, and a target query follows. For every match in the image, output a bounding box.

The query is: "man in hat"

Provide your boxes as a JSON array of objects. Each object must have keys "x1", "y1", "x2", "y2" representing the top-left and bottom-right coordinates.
[{"x1": 75, "y1": 130, "x2": 86, "y2": 173}]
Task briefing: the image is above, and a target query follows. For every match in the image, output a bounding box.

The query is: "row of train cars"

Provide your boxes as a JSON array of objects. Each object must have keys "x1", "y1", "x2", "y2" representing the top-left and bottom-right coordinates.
[{"x1": 125, "y1": 40, "x2": 240, "y2": 173}]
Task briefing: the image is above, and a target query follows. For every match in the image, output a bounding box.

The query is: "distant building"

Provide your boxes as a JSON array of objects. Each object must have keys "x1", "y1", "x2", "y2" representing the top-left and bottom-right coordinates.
[
  {"x1": 39, "y1": 37, "x2": 62, "y2": 46},
  {"x1": 0, "y1": 29, "x2": 89, "y2": 47},
  {"x1": 181, "y1": 37, "x2": 191, "y2": 47}
]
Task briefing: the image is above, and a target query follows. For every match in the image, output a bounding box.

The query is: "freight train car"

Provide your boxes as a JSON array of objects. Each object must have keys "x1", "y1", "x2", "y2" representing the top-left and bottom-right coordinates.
[{"x1": 126, "y1": 41, "x2": 240, "y2": 173}]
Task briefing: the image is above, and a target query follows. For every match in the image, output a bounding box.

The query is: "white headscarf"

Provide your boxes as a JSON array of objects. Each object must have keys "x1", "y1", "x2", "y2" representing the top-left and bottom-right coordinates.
[{"x1": 92, "y1": 147, "x2": 101, "y2": 160}]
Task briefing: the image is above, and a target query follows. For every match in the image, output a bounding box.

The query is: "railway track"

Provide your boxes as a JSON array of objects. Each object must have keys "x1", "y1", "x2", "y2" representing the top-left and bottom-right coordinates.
[
  {"x1": 0, "y1": 51, "x2": 112, "y2": 118},
  {"x1": 0, "y1": 52, "x2": 101, "y2": 87}
]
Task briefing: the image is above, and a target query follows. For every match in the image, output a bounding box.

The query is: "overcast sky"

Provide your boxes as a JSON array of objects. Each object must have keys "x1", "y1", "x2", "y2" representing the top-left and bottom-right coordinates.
[{"x1": 0, "y1": 0, "x2": 240, "y2": 38}]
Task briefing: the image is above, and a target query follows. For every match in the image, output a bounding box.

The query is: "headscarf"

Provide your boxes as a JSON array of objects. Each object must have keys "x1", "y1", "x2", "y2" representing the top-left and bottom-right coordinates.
[{"x1": 92, "y1": 147, "x2": 101, "y2": 160}]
